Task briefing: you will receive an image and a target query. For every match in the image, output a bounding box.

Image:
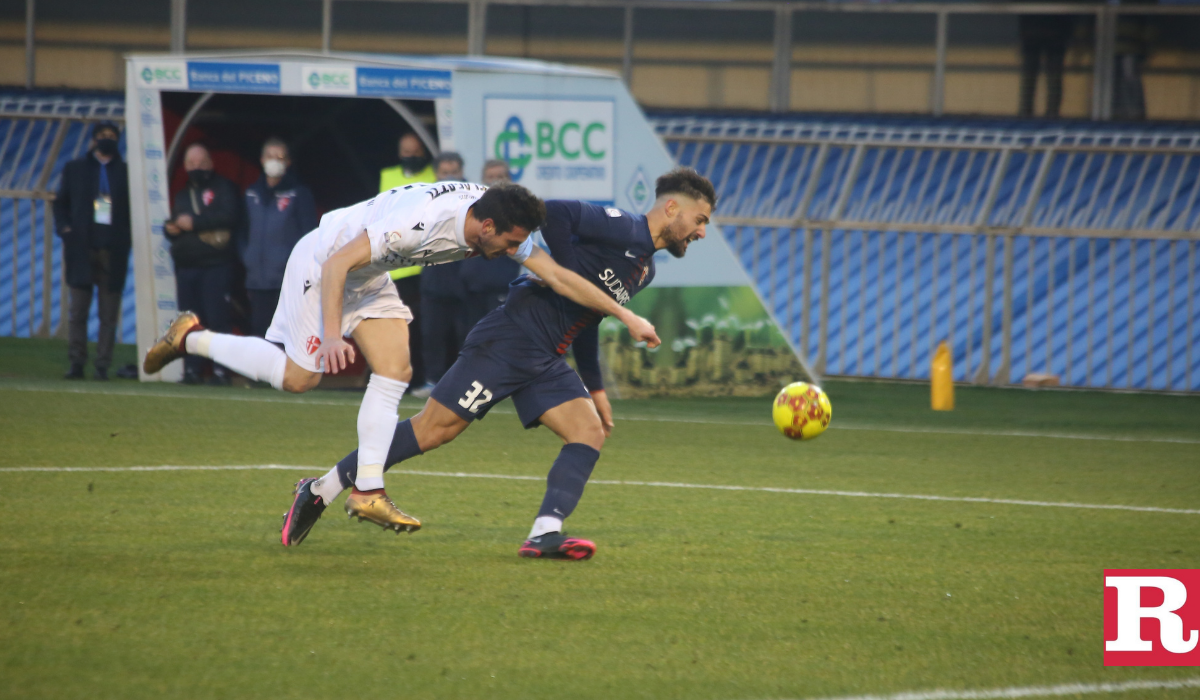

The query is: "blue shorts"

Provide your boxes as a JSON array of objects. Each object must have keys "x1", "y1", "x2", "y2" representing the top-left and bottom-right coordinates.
[{"x1": 430, "y1": 310, "x2": 590, "y2": 429}]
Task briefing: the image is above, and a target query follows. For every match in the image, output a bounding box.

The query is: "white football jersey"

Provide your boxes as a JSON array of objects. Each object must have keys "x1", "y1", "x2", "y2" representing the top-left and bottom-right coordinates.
[{"x1": 307, "y1": 181, "x2": 535, "y2": 291}]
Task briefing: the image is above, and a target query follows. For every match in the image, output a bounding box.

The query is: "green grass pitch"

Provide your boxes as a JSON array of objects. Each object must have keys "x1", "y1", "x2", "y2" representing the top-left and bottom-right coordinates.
[{"x1": 1, "y1": 337, "x2": 1198, "y2": 699}]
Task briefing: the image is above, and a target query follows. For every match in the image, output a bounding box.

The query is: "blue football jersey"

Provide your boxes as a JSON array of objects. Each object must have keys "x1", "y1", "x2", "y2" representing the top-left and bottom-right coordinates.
[{"x1": 503, "y1": 200, "x2": 656, "y2": 356}]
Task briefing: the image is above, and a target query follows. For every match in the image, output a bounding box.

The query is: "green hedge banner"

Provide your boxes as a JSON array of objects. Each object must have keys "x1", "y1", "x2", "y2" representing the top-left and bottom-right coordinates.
[{"x1": 594, "y1": 286, "x2": 807, "y2": 398}]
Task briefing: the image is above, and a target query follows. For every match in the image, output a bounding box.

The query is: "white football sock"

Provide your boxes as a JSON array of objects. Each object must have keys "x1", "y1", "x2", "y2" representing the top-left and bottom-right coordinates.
[
  {"x1": 195, "y1": 333, "x2": 287, "y2": 390},
  {"x1": 185, "y1": 329, "x2": 213, "y2": 356},
  {"x1": 529, "y1": 516, "x2": 564, "y2": 539},
  {"x1": 356, "y1": 464, "x2": 384, "y2": 491},
  {"x1": 312, "y1": 466, "x2": 345, "y2": 505},
  {"x1": 355, "y1": 374, "x2": 408, "y2": 491}
]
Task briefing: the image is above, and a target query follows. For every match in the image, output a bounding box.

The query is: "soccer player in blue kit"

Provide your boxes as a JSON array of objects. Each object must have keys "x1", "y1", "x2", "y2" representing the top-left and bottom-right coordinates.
[{"x1": 281, "y1": 168, "x2": 717, "y2": 559}]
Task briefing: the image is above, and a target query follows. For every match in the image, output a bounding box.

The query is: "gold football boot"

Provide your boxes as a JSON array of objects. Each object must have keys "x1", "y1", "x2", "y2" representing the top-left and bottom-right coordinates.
[
  {"x1": 143, "y1": 311, "x2": 203, "y2": 374},
  {"x1": 345, "y1": 491, "x2": 422, "y2": 534}
]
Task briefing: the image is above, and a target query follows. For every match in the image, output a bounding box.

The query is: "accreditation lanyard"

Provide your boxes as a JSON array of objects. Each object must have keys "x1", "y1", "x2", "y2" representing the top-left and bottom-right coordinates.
[{"x1": 93, "y1": 162, "x2": 112, "y2": 225}]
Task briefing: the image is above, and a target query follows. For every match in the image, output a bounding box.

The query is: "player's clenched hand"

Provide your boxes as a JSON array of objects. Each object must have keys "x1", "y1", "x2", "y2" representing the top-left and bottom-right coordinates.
[
  {"x1": 590, "y1": 389, "x2": 614, "y2": 437},
  {"x1": 626, "y1": 314, "x2": 660, "y2": 349},
  {"x1": 317, "y1": 338, "x2": 355, "y2": 374}
]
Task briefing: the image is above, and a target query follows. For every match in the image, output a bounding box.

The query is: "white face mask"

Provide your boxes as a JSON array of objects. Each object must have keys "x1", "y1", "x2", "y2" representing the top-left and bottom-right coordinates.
[{"x1": 263, "y1": 158, "x2": 286, "y2": 178}]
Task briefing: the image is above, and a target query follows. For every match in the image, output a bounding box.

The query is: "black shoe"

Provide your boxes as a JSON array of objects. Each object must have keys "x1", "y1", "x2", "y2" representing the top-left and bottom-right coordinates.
[
  {"x1": 64, "y1": 364, "x2": 84, "y2": 380},
  {"x1": 94, "y1": 367, "x2": 108, "y2": 381},
  {"x1": 518, "y1": 532, "x2": 596, "y2": 560},
  {"x1": 115, "y1": 364, "x2": 138, "y2": 380},
  {"x1": 206, "y1": 373, "x2": 231, "y2": 387},
  {"x1": 281, "y1": 478, "x2": 327, "y2": 546},
  {"x1": 182, "y1": 371, "x2": 202, "y2": 385}
]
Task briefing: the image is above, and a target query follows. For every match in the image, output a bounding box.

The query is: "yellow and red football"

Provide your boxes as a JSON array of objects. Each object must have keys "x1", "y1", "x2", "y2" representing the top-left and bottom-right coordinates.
[{"x1": 772, "y1": 382, "x2": 832, "y2": 441}]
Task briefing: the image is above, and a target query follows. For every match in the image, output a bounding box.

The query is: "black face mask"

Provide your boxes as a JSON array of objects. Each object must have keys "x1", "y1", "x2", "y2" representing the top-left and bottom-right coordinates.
[
  {"x1": 95, "y1": 138, "x2": 118, "y2": 157},
  {"x1": 399, "y1": 155, "x2": 429, "y2": 173},
  {"x1": 187, "y1": 169, "x2": 212, "y2": 187}
]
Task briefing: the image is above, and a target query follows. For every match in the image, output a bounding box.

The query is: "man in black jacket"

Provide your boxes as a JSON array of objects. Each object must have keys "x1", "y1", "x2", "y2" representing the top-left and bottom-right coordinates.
[
  {"x1": 53, "y1": 120, "x2": 130, "y2": 380},
  {"x1": 462, "y1": 158, "x2": 521, "y2": 329},
  {"x1": 164, "y1": 143, "x2": 241, "y2": 383},
  {"x1": 242, "y1": 137, "x2": 318, "y2": 337}
]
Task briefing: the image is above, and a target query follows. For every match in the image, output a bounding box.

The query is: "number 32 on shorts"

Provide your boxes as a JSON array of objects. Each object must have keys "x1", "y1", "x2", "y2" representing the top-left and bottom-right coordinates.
[{"x1": 458, "y1": 381, "x2": 493, "y2": 414}]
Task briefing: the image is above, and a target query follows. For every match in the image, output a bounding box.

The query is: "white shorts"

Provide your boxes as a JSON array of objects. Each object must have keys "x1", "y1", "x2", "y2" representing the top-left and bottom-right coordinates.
[{"x1": 265, "y1": 230, "x2": 413, "y2": 373}]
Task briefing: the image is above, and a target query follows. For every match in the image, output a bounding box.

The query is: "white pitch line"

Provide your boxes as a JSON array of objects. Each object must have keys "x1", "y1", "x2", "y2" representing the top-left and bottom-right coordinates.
[
  {"x1": 779, "y1": 423, "x2": 1200, "y2": 445},
  {"x1": 0, "y1": 465, "x2": 315, "y2": 473},
  {"x1": 580, "y1": 479, "x2": 1200, "y2": 515},
  {"x1": 3, "y1": 465, "x2": 1197, "y2": 515},
  {"x1": 779, "y1": 677, "x2": 1200, "y2": 700},
  {"x1": 2, "y1": 383, "x2": 363, "y2": 409},
  {"x1": 5, "y1": 382, "x2": 1200, "y2": 445}
]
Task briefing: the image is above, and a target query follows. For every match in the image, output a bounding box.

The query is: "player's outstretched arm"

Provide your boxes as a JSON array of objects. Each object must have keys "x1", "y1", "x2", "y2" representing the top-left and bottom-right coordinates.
[
  {"x1": 522, "y1": 248, "x2": 661, "y2": 348},
  {"x1": 317, "y1": 230, "x2": 372, "y2": 373}
]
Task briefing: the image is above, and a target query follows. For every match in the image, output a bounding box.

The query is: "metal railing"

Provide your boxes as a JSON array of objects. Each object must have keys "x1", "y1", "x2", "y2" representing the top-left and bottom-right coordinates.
[
  {"x1": 0, "y1": 96, "x2": 126, "y2": 340},
  {"x1": 13, "y1": 1, "x2": 1200, "y2": 118},
  {"x1": 659, "y1": 120, "x2": 1200, "y2": 392}
]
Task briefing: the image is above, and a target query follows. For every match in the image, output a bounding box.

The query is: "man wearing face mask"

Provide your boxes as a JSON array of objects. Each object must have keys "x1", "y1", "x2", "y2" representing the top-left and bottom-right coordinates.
[
  {"x1": 242, "y1": 138, "x2": 318, "y2": 338},
  {"x1": 379, "y1": 133, "x2": 436, "y2": 191},
  {"x1": 164, "y1": 143, "x2": 242, "y2": 384},
  {"x1": 54, "y1": 121, "x2": 131, "y2": 381}
]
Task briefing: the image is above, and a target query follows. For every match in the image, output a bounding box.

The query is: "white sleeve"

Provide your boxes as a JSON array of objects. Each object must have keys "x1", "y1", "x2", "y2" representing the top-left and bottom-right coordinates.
[
  {"x1": 507, "y1": 236, "x2": 535, "y2": 264},
  {"x1": 364, "y1": 217, "x2": 417, "y2": 266}
]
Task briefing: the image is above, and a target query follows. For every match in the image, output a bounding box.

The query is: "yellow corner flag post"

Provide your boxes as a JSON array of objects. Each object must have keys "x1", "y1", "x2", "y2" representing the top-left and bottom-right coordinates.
[{"x1": 931, "y1": 341, "x2": 954, "y2": 411}]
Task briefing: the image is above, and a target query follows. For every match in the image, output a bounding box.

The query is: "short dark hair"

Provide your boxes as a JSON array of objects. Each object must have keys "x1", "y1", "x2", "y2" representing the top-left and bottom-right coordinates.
[
  {"x1": 435, "y1": 151, "x2": 464, "y2": 169},
  {"x1": 92, "y1": 120, "x2": 120, "y2": 139},
  {"x1": 655, "y1": 167, "x2": 717, "y2": 208},
  {"x1": 261, "y1": 136, "x2": 289, "y2": 158},
  {"x1": 472, "y1": 183, "x2": 546, "y2": 234},
  {"x1": 398, "y1": 132, "x2": 427, "y2": 154}
]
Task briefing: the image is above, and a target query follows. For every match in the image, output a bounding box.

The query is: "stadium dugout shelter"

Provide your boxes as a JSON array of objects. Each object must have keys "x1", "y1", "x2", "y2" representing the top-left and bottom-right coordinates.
[{"x1": 126, "y1": 51, "x2": 809, "y2": 387}]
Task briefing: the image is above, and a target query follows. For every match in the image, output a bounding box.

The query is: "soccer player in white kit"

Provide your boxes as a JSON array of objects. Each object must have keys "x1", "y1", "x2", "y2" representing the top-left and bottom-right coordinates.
[{"x1": 144, "y1": 182, "x2": 659, "y2": 533}]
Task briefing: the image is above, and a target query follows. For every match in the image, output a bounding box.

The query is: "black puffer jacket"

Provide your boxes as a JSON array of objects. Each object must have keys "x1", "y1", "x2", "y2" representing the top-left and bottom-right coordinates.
[{"x1": 168, "y1": 172, "x2": 241, "y2": 268}]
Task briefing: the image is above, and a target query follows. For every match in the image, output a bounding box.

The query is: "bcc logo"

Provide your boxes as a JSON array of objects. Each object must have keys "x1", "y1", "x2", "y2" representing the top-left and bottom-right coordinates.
[
  {"x1": 307, "y1": 71, "x2": 351, "y2": 90},
  {"x1": 141, "y1": 66, "x2": 182, "y2": 84},
  {"x1": 493, "y1": 115, "x2": 607, "y2": 181}
]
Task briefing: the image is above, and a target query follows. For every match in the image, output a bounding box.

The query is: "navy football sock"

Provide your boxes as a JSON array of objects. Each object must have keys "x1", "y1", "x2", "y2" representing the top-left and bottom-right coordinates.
[
  {"x1": 536, "y1": 443, "x2": 601, "y2": 521},
  {"x1": 335, "y1": 419, "x2": 424, "y2": 488}
]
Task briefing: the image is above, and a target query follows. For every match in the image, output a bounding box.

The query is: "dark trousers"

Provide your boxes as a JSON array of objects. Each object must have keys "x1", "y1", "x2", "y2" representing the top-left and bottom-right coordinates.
[
  {"x1": 68, "y1": 249, "x2": 121, "y2": 370},
  {"x1": 1018, "y1": 16, "x2": 1072, "y2": 118},
  {"x1": 421, "y1": 294, "x2": 468, "y2": 384},
  {"x1": 1112, "y1": 53, "x2": 1146, "y2": 121},
  {"x1": 394, "y1": 275, "x2": 425, "y2": 387},
  {"x1": 175, "y1": 264, "x2": 232, "y2": 376},
  {"x1": 247, "y1": 288, "x2": 280, "y2": 338}
]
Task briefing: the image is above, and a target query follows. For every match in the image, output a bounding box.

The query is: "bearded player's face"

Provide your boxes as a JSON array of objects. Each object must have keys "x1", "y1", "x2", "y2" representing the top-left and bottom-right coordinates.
[{"x1": 664, "y1": 197, "x2": 711, "y2": 259}]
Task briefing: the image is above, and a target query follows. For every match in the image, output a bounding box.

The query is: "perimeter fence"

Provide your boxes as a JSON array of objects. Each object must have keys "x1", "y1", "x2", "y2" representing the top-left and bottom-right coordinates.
[
  {"x1": 2, "y1": 97, "x2": 1197, "y2": 393},
  {"x1": 0, "y1": 94, "x2": 130, "y2": 344},
  {"x1": 654, "y1": 115, "x2": 1200, "y2": 392}
]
